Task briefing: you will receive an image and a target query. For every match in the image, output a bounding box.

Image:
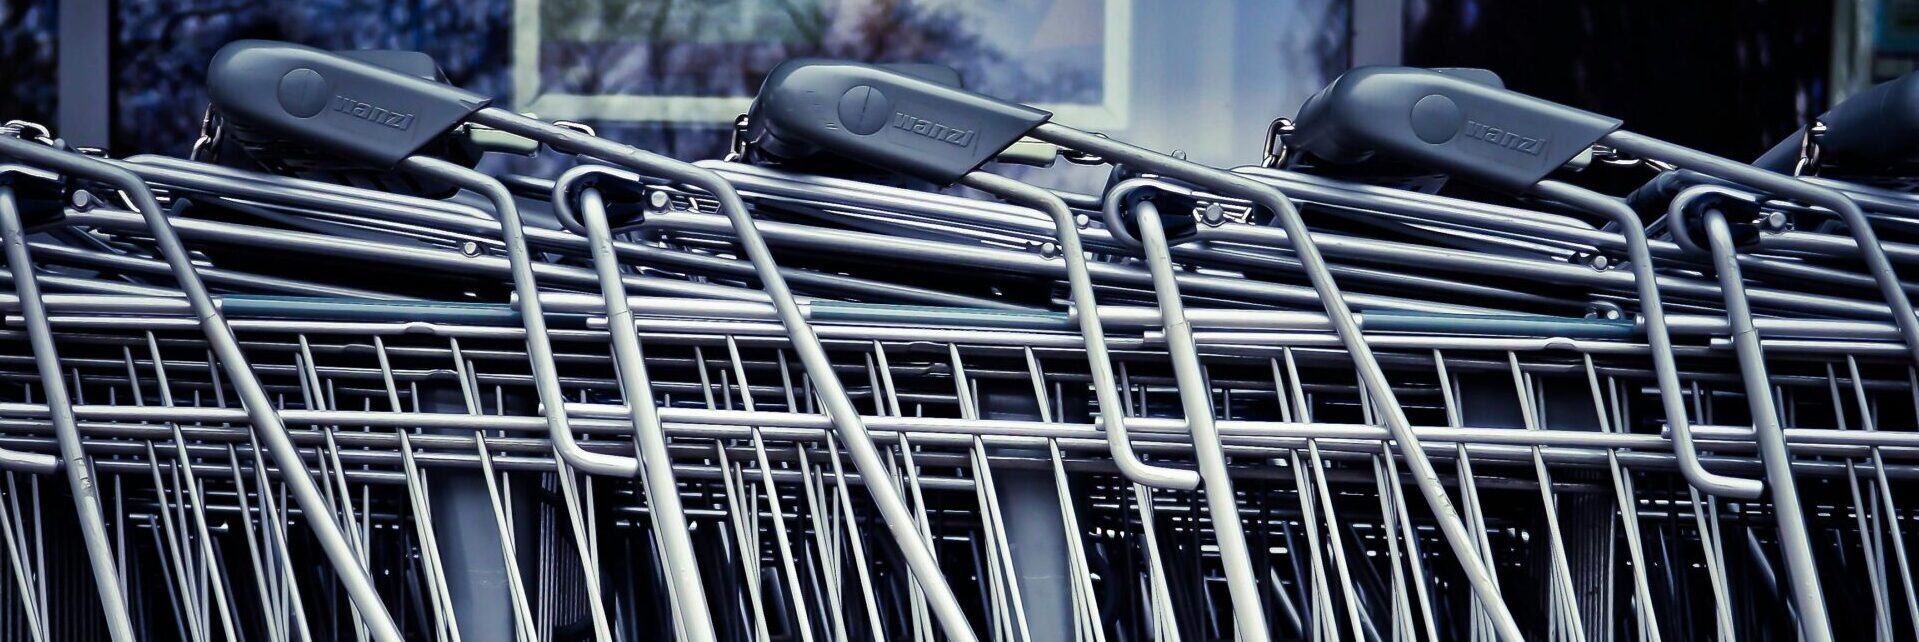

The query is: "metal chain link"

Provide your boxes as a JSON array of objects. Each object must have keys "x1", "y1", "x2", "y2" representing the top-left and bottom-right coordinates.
[
  {"x1": 1259, "y1": 117, "x2": 1294, "y2": 168},
  {"x1": 188, "y1": 105, "x2": 225, "y2": 163},
  {"x1": 1792, "y1": 121, "x2": 1826, "y2": 177}
]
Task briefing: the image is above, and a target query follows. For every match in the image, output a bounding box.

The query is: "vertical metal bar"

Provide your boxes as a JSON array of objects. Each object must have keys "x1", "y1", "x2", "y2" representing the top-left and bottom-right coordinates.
[
  {"x1": 708, "y1": 341, "x2": 816, "y2": 642},
  {"x1": 715, "y1": 443, "x2": 771, "y2": 642},
  {"x1": 957, "y1": 172, "x2": 1196, "y2": 490},
  {"x1": 1587, "y1": 363, "x2": 1662, "y2": 642},
  {"x1": 0, "y1": 471, "x2": 42, "y2": 642},
  {"x1": 1507, "y1": 356, "x2": 1587, "y2": 642},
  {"x1": 55, "y1": 0, "x2": 109, "y2": 148},
  {"x1": 0, "y1": 185, "x2": 128, "y2": 638},
  {"x1": 0, "y1": 138, "x2": 404, "y2": 641},
  {"x1": 474, "y1": 111, "x2": 976, "y2": 642},
  {"x1": 1827, "y1": 364, "x2": 1892, "y2": 638},
  {"x1": 1349, "y1": 0, "x2": 1405, "y2": 67},
  {"x1": 1123, "y1": 198, "x2": 1270, "y2": 641},
  {"x1": 1059, "y1": 133, "x2": 1519, "y2": 642},
  {"x1": 576, "y1": 187, "x2": 713, "y2": 639},
  {"x1": 1697, "y1": 208, "x2": 1833, "y2": 642}
]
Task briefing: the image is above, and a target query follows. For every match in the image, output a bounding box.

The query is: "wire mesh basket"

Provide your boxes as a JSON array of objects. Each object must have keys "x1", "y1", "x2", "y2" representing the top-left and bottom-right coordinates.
[{"x1": 0, "y1": 42, "x2": 1912, "y2": 642}]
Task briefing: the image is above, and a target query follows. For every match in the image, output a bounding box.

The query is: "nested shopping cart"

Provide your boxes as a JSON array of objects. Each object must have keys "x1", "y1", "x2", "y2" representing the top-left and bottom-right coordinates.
[{"x1": 0, "y1": 40, "x2": 1914, "y2": 642}]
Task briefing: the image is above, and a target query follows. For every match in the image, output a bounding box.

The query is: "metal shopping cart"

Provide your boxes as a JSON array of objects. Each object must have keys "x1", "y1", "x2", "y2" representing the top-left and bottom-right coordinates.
[{"x1": 0, "y1": 41, "x2": 1912, "y2": 642}]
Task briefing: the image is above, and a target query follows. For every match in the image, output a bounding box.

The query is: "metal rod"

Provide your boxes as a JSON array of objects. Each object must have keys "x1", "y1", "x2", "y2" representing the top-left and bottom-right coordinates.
[
  {"x1": 466, "y1": 108, "x2": 981, "y2": 642},
  {"x1": 1698, "y1": 208, "x2": 1832, "y2": 642},
  {"x1": 1047, "y1": 124, "x2": 1524, "y2": 642}
]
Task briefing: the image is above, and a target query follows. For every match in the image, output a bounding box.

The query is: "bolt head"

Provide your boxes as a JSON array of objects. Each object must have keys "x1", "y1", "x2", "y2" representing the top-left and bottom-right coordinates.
[{"x1": 1201, "y1": 203, "x2": 1226, "y2": 226}]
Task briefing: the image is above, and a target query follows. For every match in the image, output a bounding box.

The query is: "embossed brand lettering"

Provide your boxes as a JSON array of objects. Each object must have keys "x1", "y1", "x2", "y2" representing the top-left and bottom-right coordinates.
[
  {"x1": 1463, "y1": 120, "x2": 1543, "y2": 155},
  {"x1": 332, "y1": 96, "x2": 415, "y2": 130},
  {"x1": 891, "y1": 112, "x2": 975, "y2": 147}
]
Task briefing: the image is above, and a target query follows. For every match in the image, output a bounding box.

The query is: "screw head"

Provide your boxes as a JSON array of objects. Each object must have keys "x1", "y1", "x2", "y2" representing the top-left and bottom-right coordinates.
[
  {"x1": 837, "y1": 85, "x2": 893, "y2": 135},
  {"x1": 1201, "y1": 203, "x2": 1226, "y2": 226},
  {"x1": 460, "y1": 241, "x2": 482, "y2": 257},
  {"x1": 1763, "y1": 211, "x2": 1788, "y2": 230},
  {"x1": 276, "y1": 68, "x2": 332, "y2": 118}
]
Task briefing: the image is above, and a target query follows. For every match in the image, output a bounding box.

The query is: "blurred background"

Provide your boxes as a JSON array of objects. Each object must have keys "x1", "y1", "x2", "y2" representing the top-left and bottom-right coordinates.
[{"x1": 0, "y1": 0, "x2": 1889, "y2": 175}]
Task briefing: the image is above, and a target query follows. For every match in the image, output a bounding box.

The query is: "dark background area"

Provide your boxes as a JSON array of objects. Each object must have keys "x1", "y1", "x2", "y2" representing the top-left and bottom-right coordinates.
[
  {"x1": 1403, "y1": 0, "x2": 1833, "y2": 162},
  {"x1": 0, "y1": 0, "x2": 58, "y2": 126}
]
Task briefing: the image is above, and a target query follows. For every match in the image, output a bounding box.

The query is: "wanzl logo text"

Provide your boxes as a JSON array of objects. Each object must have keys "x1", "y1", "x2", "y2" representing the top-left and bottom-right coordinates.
[
  {"x1": 1463, "y1": 120, "x2": 1543, "y2": 155},
  {"x1": 892, "y1": 112, "x2": 975, "y2": 146},
  {"x1": 332, "y1": 96, "x2": 415, "y2": 131}
]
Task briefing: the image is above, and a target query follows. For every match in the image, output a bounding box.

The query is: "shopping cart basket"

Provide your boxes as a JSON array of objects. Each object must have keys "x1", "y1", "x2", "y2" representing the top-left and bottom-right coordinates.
[{"x1": 0, "y1": 40, "x2": 1915, "y2": 642}]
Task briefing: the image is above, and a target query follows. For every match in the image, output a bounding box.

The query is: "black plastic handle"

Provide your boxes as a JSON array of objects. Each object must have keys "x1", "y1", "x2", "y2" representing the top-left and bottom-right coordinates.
[
  {"x1": 1289, "y1": 66, "x2": 1621, "y2": 192},
  {"x1": 746, "y1": 59, "x2": 1050, "y2": 185},
  {"x1": 206, "y1": 40, "x2": 491, "y2": 169},
  {"x1": 1755, "y1": 72, "x2": 1919, "y2": 172}
]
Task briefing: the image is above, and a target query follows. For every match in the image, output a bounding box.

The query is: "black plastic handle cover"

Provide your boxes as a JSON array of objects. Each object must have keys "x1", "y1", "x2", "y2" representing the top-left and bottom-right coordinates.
[
  {"x1": 1755, "y1": 72, "x2": 1919, "y2": 172},
  {"x1": 1290, "y1": 66, "x2": 1621, "y2": 192},
  {"x1": 747, "y1": 58, "x2": 1050, "y2": 185},
  {"x1": 206, "y1": 40, "x2": 492, "y2": 169}
]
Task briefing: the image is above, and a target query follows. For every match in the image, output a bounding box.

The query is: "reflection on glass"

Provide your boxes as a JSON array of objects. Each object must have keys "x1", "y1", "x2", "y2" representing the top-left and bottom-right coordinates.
[{"x1": 535, "y1": 0, "x2": 1105, "y2": 105}]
